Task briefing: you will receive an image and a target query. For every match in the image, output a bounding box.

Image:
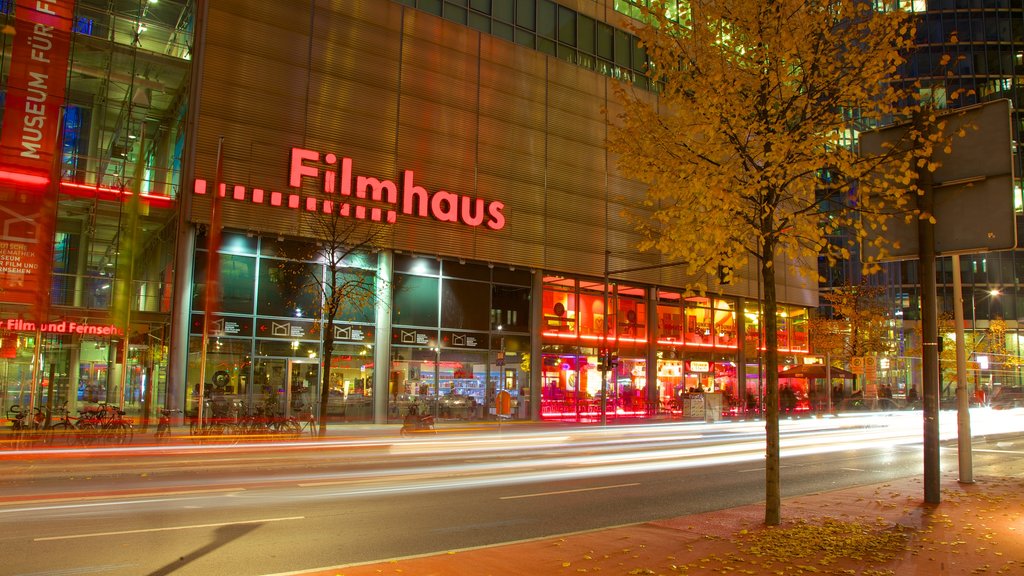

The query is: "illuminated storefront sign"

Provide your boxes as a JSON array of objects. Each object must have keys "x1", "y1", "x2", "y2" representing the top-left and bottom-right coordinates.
[
  {"x1": 4, "y1": 319, "x2": 122, "y2": 336},
  {"x1": 194, "y1": 147, "x2": 506, "y2": 230},
  {"x1": 687, "y1": 360, "x2": 711, "y2": 373}
]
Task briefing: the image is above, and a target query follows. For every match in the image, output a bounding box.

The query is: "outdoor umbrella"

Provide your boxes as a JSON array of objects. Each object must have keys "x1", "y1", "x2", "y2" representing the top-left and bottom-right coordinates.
[{"x1": 778, "y1": 364, "x2": 856, "y2": 379}]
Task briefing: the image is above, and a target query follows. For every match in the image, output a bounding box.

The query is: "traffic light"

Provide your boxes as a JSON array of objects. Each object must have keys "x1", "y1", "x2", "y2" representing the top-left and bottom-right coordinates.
[
  {"x1": 609, "y1": 353, "x2": 619, "y2": 368},
  {"x1": 717, "y1": 264, "x2": 732, "y2": 285}
]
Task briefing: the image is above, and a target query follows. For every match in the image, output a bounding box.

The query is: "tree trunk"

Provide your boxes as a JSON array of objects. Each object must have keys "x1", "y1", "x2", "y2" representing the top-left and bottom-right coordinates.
[
  {"x1": 319, "y1": 331, "x2": 334, "y2": 438},
  {"x1": 762, "y1": 239, "x2": 781, "y2": 526}
]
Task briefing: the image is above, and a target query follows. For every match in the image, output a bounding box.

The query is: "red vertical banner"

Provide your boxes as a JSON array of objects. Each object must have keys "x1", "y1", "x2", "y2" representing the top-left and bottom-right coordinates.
[
  {"x1": 0, "y1": 1, "x2": 75, "y2": 312},
  {"x1": 0, "y1": 0, "x2": 76, "y2": 177}
]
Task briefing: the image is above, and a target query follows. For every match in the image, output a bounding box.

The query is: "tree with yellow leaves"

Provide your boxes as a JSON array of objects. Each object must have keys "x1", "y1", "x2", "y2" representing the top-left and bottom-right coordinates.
[{"x1": 607, "y1": 1, "x2": 939, "y2": 525}]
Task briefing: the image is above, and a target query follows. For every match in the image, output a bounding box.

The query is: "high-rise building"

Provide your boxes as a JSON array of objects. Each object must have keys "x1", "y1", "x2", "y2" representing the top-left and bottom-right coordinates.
[{"x1": 819, "y1": 1, "x2": 1024, "y2": 398}]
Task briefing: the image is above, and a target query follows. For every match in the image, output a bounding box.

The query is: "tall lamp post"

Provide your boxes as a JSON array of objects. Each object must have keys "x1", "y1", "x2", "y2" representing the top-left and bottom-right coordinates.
[{"x1": 970, "y1": 287, "x2": 1000, "y2": 396}]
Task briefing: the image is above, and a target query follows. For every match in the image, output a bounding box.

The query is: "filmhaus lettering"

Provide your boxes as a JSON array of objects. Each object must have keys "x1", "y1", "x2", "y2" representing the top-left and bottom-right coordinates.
[{"x1": 195, "y1": 147, "x2": 506, "y2": 230}]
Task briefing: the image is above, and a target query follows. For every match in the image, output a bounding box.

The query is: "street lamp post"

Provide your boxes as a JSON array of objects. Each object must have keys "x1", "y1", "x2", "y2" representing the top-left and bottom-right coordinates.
[{"x1": 970, "y1": 287, "x2": 1000, "y2": 396}]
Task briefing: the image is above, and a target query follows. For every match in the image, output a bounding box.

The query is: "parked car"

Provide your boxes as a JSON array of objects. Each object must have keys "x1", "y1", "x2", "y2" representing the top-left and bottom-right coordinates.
[{"x1": 990, "y1": 386, "x2": 1024, "y2": 410}]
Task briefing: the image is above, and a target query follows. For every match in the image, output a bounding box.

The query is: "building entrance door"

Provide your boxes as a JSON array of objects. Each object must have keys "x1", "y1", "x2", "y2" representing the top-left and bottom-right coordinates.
[
  {"x1": 253, "y1": 358, "x2": 320, "y2": 417},
  {"x1": 288, "y1": 360, "x2": 319, "y2": 417}
]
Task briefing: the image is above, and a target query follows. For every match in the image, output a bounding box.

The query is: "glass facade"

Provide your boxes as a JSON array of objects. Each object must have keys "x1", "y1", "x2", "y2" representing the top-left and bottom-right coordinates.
[{"x1": 0, "y1": 1, "x2": 192, "y2": 424}]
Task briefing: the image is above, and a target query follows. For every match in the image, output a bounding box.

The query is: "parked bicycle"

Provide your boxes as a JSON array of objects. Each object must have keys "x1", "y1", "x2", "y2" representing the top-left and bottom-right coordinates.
[
  {"x1": 188, "y1": 400, "x2": 240, "y2": 444},
  {"x1": 6, "y1": 404, "x2": 46, "y2": 448},
  {"x1": 45, "y1": 401, "x2": 80, "y2": 446},
  {"x1": 296, "y1": 405, "x2": 317, "y2": 438},
  {"x1": 154, "y1": 408, "x2": 181, "y2": 442},
  {"x1": 76, "y1": 403, "x2": 134, "y2": 445}
]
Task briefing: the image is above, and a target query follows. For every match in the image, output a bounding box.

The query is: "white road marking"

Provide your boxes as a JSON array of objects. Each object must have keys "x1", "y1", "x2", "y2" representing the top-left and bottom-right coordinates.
[
  {"x1": 34, "y1": 516, "x2": 305, "y2": 541},
  {"x1": 499, "y1": 482, "x2": 640, "y2": 500},
  {"x1": 975, "y1": 448, "x2": 1024, "y2": 455},
  {"x1": 0, "y1": 487, "x2": 245, "y2": 510},
  {"x1": 840, "y1": 467, "x2": 865, "y2": 472}
]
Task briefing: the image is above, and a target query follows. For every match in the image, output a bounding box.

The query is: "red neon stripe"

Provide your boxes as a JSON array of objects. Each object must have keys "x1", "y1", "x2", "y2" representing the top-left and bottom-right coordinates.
[
  {"x1": 0, "y1": 170, "x2": 50, "y2": 187},
  {"x1": 59, "y1": 182, "x2": 175, "y2": 208}
]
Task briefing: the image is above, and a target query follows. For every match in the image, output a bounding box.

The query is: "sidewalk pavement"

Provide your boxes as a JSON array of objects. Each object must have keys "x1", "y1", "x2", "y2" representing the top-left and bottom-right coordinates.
[{"x1": 292, "y1": 471, "x2": 1024, "y2": 576}]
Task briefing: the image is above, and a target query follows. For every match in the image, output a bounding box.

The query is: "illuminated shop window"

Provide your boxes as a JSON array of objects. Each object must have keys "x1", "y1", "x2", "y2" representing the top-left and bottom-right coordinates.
[{"x1": 542, "y1": 277, "x2": 578, "y2": 336}]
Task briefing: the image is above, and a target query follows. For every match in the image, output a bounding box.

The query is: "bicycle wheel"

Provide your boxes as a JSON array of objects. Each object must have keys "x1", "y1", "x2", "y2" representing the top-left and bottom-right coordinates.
[
  {"x1": 76, "y1": 420, "x2": 99, "y2": 445},
  {"x1": 119, "y1": 423, "x2": 135, "y2": 445},
  {"x1": 103, "y1": 422, "x2": 132, "y2": 445},
  {"x1": 46, "y1": 422, "x2": 76, "y2": 447},
  {"x1": 154, "y1": 422, "x2": 171, "y2": 442},
  {"x1": 189, "y1": 419, "x2": 205, "y2": 444},
  {"x1": 274, "y1": 419, "x2": 301, "y2": 437}
]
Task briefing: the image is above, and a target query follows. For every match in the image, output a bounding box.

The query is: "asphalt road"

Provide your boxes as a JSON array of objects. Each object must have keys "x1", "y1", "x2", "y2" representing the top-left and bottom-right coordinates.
[{"x1": 3, "y1": 410, "x2": 1024, "y2": 576}]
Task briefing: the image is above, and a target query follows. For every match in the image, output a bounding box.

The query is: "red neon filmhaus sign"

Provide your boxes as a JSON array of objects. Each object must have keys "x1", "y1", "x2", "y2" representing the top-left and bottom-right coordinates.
[{"x1": 194, "y1": 147, "x2": 506, "y2": 230}]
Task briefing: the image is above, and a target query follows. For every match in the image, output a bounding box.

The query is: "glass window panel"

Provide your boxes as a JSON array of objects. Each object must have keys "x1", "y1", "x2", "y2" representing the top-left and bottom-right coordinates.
[
  {"x1": 516, "y1": 0, "x2": 535, "y2": 30},
  {"x1": 420, "y1": 0, "x2": 443, "y2": 15},
  {"x1": 492, "y1": 285, "x2": 530, "y2": 332},
  {"x1": 437, "y1": 349, "x2": 489, "y2": 414},
  {"x1": 657, "y1": 301, "x2": 683, "y2": 342},
  {"x1": 388, "y1": 346, "x2": 442, "y2": 421},
  {"x1": 578, "y1": 289, "x2": 614, "y2": 339},
  {"x1": 542, "y1": 283, "x2": 577, "y2": 335},
  {"x1": 392, "y1": 274, "x2": 439, "y2": 327},
  {"x1": 493, "y1": 0, "x2": 513, "y2": 21},
  {"x1": 192, "y1": 252, "x2": 256, "y2": 315},
  {"x1": 777, "y1": 305, "x2": 791, "y2": 349},
  {"x1": 632, "y1": 37, "x2": 647, "y2": 72},
  {"x1": 790, "y1": 307, "x2": 808, "y2": 352},
  {"x1": 617, "y1": 295, "x2": 646, "y2": 341},
  {"x1": 577, "y1": 14, "x2": 595, "y2": 53},
  {"x1": 444, "y1": 3, "x2": 468, "y2": 24},
  {"x1": 442, "y1": 259, "x2": 490, "y2": 281},
  {"x1": 614, "y1": 28, "x2": 632, "y2": 67},
  {"x1": 538, "y1": 36, "x2": 556, "y2": 55},
  {"x1": 256, "y1": 259, "x2": 321, "y2": 318},
  {"x1": 259, "y1": 236, "x2": 316, "y2": 260},
  {"x1": 326, "y1": 268, "x2": 377, "y2": 324},
  {"x1": 469, "y1": 0, "x2": 491, "y2": 11},
  {"x1": 744, "y1": 300, "x2": 762, "y2": 355},
  {"x1": 556, "y1": 44, "x2": 576, "y2": 64},
  {"x1": 596, "y1": 22, "x2": 613, "y2": 60},
  {"x1": 187, "y1": 336, "x2": 251, "y2": 416},
  {"x1": 394, "y1": 254, "x2": 440, "y2": 276},
  {"x1": 327, "y1": 344, "x2": 375, "y2": 420},
  {"x1": 684, "y1": 296, "x2": 713, "y2": 346},
  {"x1": 713, "y1": 299, "x2": 737, "y2": 347},
  {"x1": 578, "y1": 52, "x2": 595, "y2": 70},
  {"x1": 255, "y1": 339, "x2": 319, "y2": 358},
  {"x1": 514, "y1": 28, "x2": 535, "y2": 47},
  {"x1": 492, "y1": 267, "x2": 531, "y2": 285},
  {"x1": 441, "y1": 278, "x2": 490, "y2": 330},
  {"x1": 557, "y1": 5, "x2": 576, "y2": 45},
  {"x1": 220, "y1": 232, "x2": 258, "y2": 255},
  {"x1": 493, "y1": 20, "x2": 514, "y2": 40},
  {"x1": 468, "y1": 11, "x2": 490, "y2": 32}
]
